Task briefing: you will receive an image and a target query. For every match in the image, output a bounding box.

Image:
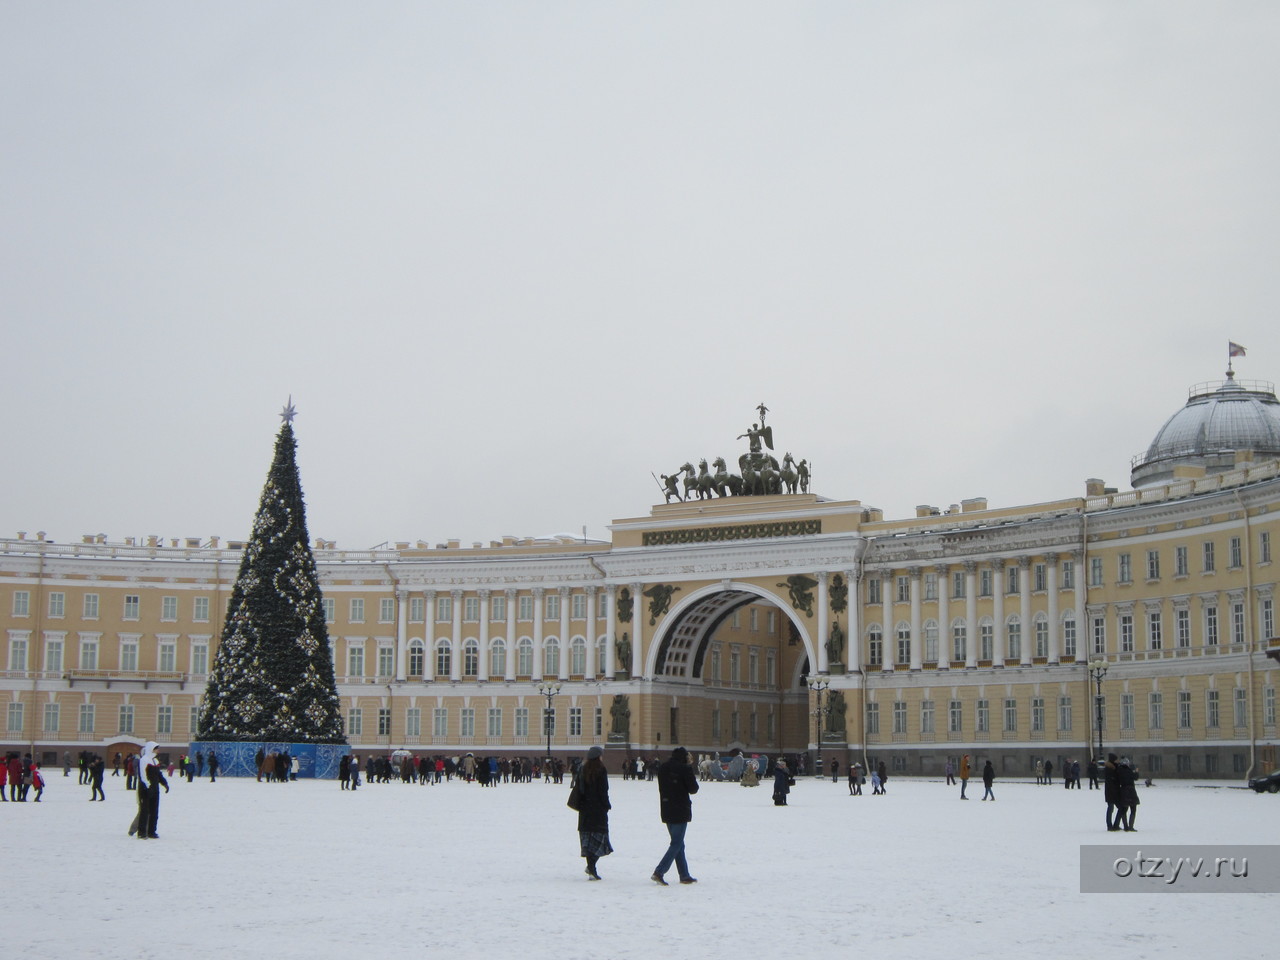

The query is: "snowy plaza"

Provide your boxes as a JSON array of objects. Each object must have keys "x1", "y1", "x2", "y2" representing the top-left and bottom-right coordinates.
[{"x1": 11, "y1": 768, "x2": 1275, "y2": 959}]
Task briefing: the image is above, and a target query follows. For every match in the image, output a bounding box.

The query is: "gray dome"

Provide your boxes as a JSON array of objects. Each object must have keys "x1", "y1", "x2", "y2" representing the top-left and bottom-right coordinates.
[{"x1": 1132, "y1": 371, "x2": 1280, "y2": 488}]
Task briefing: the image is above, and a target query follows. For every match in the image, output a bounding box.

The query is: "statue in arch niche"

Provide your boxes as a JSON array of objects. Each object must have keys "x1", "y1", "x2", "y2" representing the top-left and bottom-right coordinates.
[
  {"x1": 610, "y1": 694, "x2": 631, "y2": 738},
  {"x1": 826, "y1": 619, "x2": 845, "y2": 664},
  {"x1": 824, "y1": 690, "x2": 847, "y2": 739}
]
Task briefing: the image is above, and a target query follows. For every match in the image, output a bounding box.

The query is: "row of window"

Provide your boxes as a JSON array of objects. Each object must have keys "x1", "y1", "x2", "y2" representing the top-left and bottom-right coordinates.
[
  {"x1": 5, "y1": 702, "x2": 190, "y2": 737},
  {"x1": 728, "y1": 607, "x2": 779, "y2": 634},
  {"x1": 2, "y1": 633, "x2": 616, "y2": 679},
  {"x1": 867, "y1": 533, "x2": 1274, "y2": 604},
  {"x1": 705, "y1": 644, "x2": 778, "y2": 686},
  {"x1": 5, "y1": 636, "x2": 208, "y2": 674},
  {"x1": 9, "y1": 592, "x2": 213, "y2": 622},
  {"x1": 709, "y1": 707, "x2": 776, "y2": 743},
  {"x1": 863, "y1": 596, "x2": 1273, "y2": 666},
  {"x1": 869, "y1": 563, "x2": 1081, "y2": 604},
  {"x1": 865, "y1": 687, "x2": 1277, "y2": 736},
  {"x1": 399, "y1": 636, "x2": 606, "y2": 679},
  {"x1": 347, "y1": 705, "x2": 603, "y2": 740},
  {"x1": 11, "y1": 689, "x2": 1275, "y2": 741},
  {"x1": 5, "y1": 592, "x2": 616, "y2": 626}
]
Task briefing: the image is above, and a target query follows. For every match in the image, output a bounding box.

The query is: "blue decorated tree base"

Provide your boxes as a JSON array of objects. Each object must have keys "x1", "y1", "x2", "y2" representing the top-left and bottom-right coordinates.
[{"x1": 189, "y1": 741, "x2": 348, "y2": 779}]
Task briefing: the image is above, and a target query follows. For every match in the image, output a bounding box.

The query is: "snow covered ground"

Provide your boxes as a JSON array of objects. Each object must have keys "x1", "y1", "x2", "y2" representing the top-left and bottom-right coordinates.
[{"x1": 10, "y1": 768, "x2": 1275, "y2": 959}]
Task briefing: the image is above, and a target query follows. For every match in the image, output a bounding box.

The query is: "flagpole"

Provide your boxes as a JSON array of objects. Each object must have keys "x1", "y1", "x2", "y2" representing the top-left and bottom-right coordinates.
[{"x1": 1228, "y1": 341, "x2": 1247, "y2": 377}]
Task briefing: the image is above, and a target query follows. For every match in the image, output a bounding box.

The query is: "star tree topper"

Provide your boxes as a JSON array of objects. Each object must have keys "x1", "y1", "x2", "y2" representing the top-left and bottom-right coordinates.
[{"x1": 281, "y1": 397, "x2": 297, "y2": 423}]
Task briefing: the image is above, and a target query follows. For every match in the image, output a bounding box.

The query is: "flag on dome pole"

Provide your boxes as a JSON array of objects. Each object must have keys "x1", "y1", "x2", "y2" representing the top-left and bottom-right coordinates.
[{"x1": 1229, "y1": 341, "x2": 1247, "y2": 358}]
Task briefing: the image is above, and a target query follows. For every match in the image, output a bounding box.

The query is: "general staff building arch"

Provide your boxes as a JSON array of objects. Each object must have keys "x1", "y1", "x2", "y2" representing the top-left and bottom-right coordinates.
[{"x1": 2, "y1": 383, "x2": 1279, "y2": 779}]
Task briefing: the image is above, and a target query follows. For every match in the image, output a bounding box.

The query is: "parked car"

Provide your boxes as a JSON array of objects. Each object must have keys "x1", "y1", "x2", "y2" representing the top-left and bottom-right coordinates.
[{"x1": 1247, "y1": 769, "x2": 1280, "y2": 793}]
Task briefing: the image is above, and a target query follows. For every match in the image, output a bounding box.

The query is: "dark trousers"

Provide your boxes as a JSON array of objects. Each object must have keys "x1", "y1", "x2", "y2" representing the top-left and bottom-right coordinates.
[{"x1": 137, "y1": 786, "x2": 160, "y2": 838}]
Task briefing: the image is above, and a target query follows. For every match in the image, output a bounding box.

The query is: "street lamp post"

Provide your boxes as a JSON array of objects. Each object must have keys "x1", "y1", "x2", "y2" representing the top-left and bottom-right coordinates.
[
  {"x1": 1088, "y1": 658, "x2": 1108, "y2": 763},
  {"x1": 537, "y1": 681, "x2": 561, "y2": 762},
  {"x1": 810, "y1": 676, "x2": 830, "y2": 778}
]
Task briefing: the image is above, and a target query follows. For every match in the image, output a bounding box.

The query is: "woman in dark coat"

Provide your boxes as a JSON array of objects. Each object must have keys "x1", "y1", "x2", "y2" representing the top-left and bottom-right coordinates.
[
  {"x1": 772, "y1": 758, "x2": 793, "y2": 806},
  {"x1": 1116, "y1": 758, "x2": 1140, "y2": 831},
  {"x1": 576, "y1": 746, "x2": 612, "y2": 880}
]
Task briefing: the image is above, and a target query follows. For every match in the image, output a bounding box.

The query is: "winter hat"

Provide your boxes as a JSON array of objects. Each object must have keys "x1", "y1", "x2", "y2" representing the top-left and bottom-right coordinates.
[
  {"x1": 672, "y1": 747, "x2": 689, "y2": 762},
  {"x1": 587, "y1": 745, "x2": 603, "y2": 760}
]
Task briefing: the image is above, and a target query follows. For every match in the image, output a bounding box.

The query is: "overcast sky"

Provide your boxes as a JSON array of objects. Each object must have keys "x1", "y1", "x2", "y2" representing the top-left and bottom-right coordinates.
[{"x1": 3, "y1": 3, "x2": 1278, "y2": 549}]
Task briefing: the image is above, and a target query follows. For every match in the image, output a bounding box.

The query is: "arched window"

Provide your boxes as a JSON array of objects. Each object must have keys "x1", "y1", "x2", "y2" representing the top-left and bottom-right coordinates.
[
  {"x1": 896, "y1": 622, "x2": 911, "y2": 665},
  {"x1": 435, "y1": 639, "x2": 452, "y2": 677},
  {"x1": 408, "y1": 639, "x2": 425, "y2": 676},
  {"x1": 517, "y1": 637, "x2": 533, "y2": 676},
  {"x1": 463, "y1": 638, "x2": 479, "y2": 677},
  {"x1": 490, "y1": 638, "x2": 507, "y2": 678},
  {"x1": 1034, "y1": 613, "x2": 1050, "y2": 658},
  {"x1": 979, "y1": 617, "x2": 994, "y2": 661},
  {"x1": 1006, "y1": 615, "x2": 1022, "y2": 661},
  {"x1": 570, "y1": 636, "x2": 586, "y2": 675},
  {"x1": 595, "y1": 635, "x2": 606, "y2": 676},
  {"x1": 923, "y1": 619, "x2": 939, "y2": 663},
  {"x1": 950, "y1": 619, "x2": 967, "y2": 662},
  {"x1": 543, "y1": 637, "x2": 560, "y2": 677},
  {"x1": 867, "y1": 625, "x2": 883, "y2": 667}
]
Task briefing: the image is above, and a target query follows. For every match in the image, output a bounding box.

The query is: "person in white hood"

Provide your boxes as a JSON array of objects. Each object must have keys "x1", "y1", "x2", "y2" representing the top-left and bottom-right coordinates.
[{"x1": 134, "y1": 741, "x2": 168, "y2": 840}]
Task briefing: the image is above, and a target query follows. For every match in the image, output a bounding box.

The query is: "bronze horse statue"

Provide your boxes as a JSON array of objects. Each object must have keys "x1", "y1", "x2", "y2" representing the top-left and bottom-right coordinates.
[{"x1": 781, "y1": 453, "x2": 800, "y2": 495}]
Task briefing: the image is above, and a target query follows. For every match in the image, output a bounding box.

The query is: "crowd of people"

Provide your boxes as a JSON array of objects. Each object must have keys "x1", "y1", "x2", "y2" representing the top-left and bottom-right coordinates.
[
  {"x1": 332, "y1": 753, "x2": 574, "y2": 788},
  {"x1": 0, "y1": 752, "x2": 45, "y2": 801},
  {"x1": 23, "y1": 741, "x2": 1148, "y2": 852}
]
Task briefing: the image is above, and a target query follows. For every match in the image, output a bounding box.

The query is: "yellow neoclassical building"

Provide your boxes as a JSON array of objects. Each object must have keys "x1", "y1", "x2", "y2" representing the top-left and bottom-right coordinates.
[{"x1": 2, "y1": 372, "x2": 1278, "y2": 779}]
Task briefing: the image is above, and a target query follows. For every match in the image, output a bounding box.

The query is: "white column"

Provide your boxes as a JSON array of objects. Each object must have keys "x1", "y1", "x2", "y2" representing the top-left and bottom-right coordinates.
[
  {"x1": 584, "y1": 586, "x2": 597, "y2": 678},
  {"x1": 423, "y1": 590, "x2": 436, "y2": 681},
  {"x1": 816, "y1": 571, "x2": 830, "y2": 673},
  {"x1": 604, "y1": 586, "x2": 618, "y2": 678},
  {"x1": 631, "y1": 582, "x2": 644, "y2": 678},
  {"x1": 909, "y1": 568, "x2": 923, "y2": 671},
  {"x1": 846, "y1": 567, "x2": 861, "y2": 672},
  {"x1": 1046, "y1": 554, "x2": 1060, "y2": 663},
  {"x1": 964, "y1": 563, "x2": 978, "y2": 669},
  {"x1": 1072, "y1": 550, "x2": 1085, "y2": 659},
  {"x1": 532, "y1": 588, "x2": 545, "y2": 678},
  {"x1": 450, "y1": 589, "x2": 463, "y2": 682},
  {"x1": 477, "y1": 589, "x2": 490, "y2": 682},
  {"x1": 992, "y1": 561, "x2": 1006, "y2": 665},
  {"x1": 558, "y1": 586, "x2": 571, "y2": 681},
  {"x1": 504, "y1": 588, "x2": 518, "y2": 681},
  {"x1": 936, "y1": 564, "x2": 950, "y2": 669},
  {"x1": 881, "y1": 571, "x2": 893, "y2": 673},
  {"x1": 395, "y1": 589, "x2": 409, "y2": 681},
  {"x1": 1019, "y1": 557, "x2": 1032, "y2": 666}
]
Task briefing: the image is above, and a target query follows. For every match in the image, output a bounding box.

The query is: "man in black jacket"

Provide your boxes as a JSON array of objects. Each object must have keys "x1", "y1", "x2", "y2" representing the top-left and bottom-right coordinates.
[{"x1": 652, "y1": 747, "x2": 699, "y2": 886}]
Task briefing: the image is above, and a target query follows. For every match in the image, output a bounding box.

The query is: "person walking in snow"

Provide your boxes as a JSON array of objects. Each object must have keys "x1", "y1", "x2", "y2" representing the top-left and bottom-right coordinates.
[
  {"x1": 981, "y1": 760, "x2": 995, "y2": 801},
  {"x1": 89, "y1": 755, "x2": 106, "y2": 801},
  {"x1": 133, "y1": 741, "x2": 169, "y2": 839},
  {"x1": 959, "y1": 754, "x2": 971, "y2": 799},
  {"x1": 651, "y1": 746, "x2": 699, "y2": 886},
  {"x1": 772, "y1": 759, "x2": 793, "y2": 806},
  {"x1": 574, "y1": 746, "x2": 612, "y2": 880}
]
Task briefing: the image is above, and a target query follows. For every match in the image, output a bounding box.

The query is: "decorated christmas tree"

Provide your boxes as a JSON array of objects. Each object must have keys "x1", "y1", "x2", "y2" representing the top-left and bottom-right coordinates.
[{"x1": 198, "y1": 401, "x2": 346, "y2": 744}]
